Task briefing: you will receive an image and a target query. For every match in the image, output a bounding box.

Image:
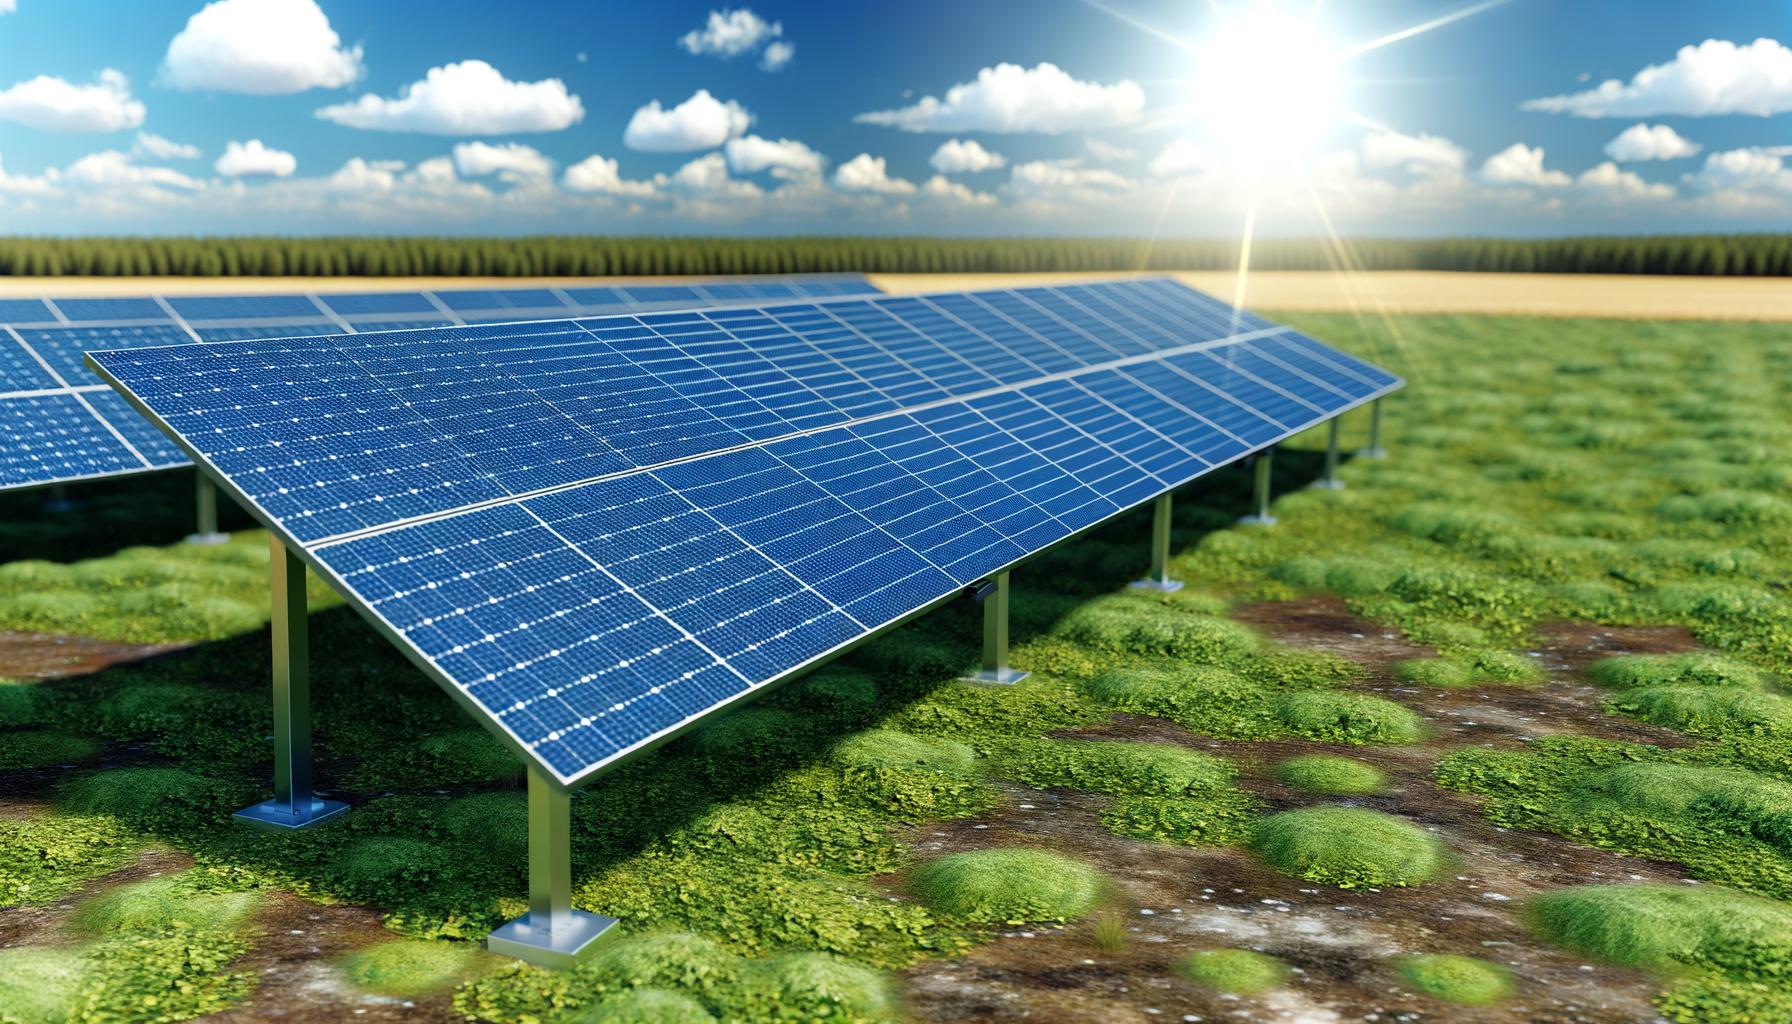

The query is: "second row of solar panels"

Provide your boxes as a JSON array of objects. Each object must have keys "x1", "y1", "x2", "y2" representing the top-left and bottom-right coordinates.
[{"x1": 0, "y1": 274, "x2": 882, "y2": 490}]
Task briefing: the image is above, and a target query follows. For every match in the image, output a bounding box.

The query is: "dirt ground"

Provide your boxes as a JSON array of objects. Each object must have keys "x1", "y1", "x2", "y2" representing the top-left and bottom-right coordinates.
[{"x1": 0, "y1": 271, "x2": 1786, "y2": 322}]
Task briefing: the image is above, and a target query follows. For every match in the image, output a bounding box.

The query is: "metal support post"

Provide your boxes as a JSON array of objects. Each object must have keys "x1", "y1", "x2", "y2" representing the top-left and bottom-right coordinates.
[
  {"x1": 1313, "y1": 418, "x2": 1345, "y2": 490},
  {"x1": 1360, "y1": 398, "x2": 1388, "y2": 459},
  {"x1": 187, "y1": 472, "x2": 229, "y2": 545},
  {"x1": 1130, "y1": 492, "x2": 1184, "y2": 592},
  {"x1": 1238, "y1": 448, "x2": 1277, "y2": 526},
  {"x1": 486, "y1": 766, "x2": 618, "y2": 968},
  {"x1": 233, "y1": 536, "x2": 348, "y2": 831},
  {"x1": 963, "y1": 570, "x2": 1028, "y2": 684}
]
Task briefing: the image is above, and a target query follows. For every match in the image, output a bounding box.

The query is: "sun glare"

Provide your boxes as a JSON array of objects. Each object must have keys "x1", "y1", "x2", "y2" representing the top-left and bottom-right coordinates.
[{"x1": 1192, "y1": 4, "x2": 1343, "y2": 172}]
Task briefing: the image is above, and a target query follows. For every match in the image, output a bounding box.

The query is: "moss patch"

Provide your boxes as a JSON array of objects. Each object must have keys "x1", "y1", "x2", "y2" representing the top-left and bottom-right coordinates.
[
  {"x1": 1251, "y1": 807, "x2": 1448, "y2": 889},
  {"x1": 341, "y1": 938, "x2": 482, "y2": 998},
  {"x1": 1272, "y1": 755, "x2": 1388, "y2": 795},
  {"x1": 1175, "y1": 948, "x2": 1289, "y2": 994},
  {"x1": 909, "y1": 849, "x2": 1106, "y2": 924},
  {"x1": 1398, "y1": 954, "x2": 1514, "y2": 1005}
]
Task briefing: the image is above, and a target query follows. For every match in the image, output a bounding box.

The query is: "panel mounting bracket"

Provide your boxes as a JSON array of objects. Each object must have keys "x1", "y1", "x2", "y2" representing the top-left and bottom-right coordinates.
[{"x1": 963, "y1": 570, "x2": 1028, "y2": 685}]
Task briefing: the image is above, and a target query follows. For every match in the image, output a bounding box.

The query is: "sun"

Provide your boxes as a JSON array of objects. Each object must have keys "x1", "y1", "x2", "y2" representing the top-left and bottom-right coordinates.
[{"x1": 1191, "y1": 4, "x2": 1344, "y2": 172}]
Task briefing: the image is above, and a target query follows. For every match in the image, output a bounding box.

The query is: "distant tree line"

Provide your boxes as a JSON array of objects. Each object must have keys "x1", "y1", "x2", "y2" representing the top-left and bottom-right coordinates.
[{"x1": 0, "y1": 235, "x2": 1787, "y2": 277}]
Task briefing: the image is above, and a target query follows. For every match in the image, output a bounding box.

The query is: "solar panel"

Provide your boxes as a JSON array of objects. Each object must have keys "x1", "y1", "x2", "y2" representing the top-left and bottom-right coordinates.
[
  {"x1": 90, "y1": 278, "x2": 1400, "y2": 787},
  {"x1": 0, "y1": 274, "x2": 882, "y2": 492}
]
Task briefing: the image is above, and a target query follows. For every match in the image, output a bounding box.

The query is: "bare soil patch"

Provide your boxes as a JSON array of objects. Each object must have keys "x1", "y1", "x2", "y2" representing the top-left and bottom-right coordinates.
[{"x1": 0, "y1": 630, "x2": 188, "y2": 680}]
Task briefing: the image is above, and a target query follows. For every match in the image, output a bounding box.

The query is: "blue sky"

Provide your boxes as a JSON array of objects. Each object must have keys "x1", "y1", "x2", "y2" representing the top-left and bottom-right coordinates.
[{"x1": 0, "y1": 0, "x2": 1788, "y2": 236}]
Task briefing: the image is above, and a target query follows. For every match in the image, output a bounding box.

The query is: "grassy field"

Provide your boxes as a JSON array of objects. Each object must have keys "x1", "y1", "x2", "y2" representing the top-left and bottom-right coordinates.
[{"x1": 1, "y1": 309, "x2": 1790, "y2": 1022}]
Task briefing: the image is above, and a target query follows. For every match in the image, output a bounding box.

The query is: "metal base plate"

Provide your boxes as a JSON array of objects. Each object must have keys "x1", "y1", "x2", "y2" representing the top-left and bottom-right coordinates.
[
  {"x1": 232, "y1": 797, "x2": 350, "y2": 832},
  {"x1": 963, "y1": 668, "x2": 1030, "y2": 685},
  {"x1": 185, "y1": 532, "x2": 230, "y2": 546},
  {"x1": 487, "y1": 909, "x2": 619, "y2": 969},
  {"x1": 1357, "y1": 447, "x2": 1388, "y2": 460},
  {"x1": 1130, "y1": 578, "x2": 1185, "y2": 592},
  {"x1": 1237, "y1": 514, "x2": 1278, "y2": 526},
  {"x1": 1310, "y1": 478, "x2": 1346, "y2": 491}
]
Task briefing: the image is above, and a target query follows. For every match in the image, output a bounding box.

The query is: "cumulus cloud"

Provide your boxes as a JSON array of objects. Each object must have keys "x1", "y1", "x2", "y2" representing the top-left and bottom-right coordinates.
[
  {"x1": 723, "y1": 135, "x2": 823, "y2": 179},
  {"x1": 0, "y1": 70, "x2": 144, "y2": 133},
  {"x1": 919, "y1": 174, "x2": 996, "y2": 206},
  {"x1": 855, "y1": 62, "x2": 1145, "y2": 133},
  {"x1": 134, "y1": 131, "x2": 200, "y2": 160},
  {"x1": 832, "y1": 153, "x2": 916, "y2": 194},
  {"x1": 1575, "y1": 161, "x2": 1674, "y2": 200},
  {"x1": 668, "y1": 152, "x2": 762, "y2": 200},
  {"x1": 623, "y1": 90, "x2": 750, "y2": 152},
  {"x1": 1683, "y1": 148, "x2": 1792, "y2": 195},
  {"x1": 1084, "y1": 139, "x2": 1136, "y2": 163},
  {"x1": 1522, "y1": 38, "x2": 1792, "y2": 117},
  {"x1": 452, "y1": 141, "x2": 553, "y2": 181},
  {"x1": 1147, "y1": 139, "x2": 1208, "y2": 178},
  {"x1": 0, "y1": 2, "x2": 14, "y2": 13},
  {"x1": 1604, "y1": 123, "x2": 1701, "y2": 161},
  {"x1": 1360, "y1": 130, "x2": 1468, "y2": 176},
  {"x1": 562, "y1": 154, "x2": 659, "y2": 197},
  {"x1": 63, "y1": 150, "x2": 201, "y2": 191},
  {"x1": 214, "y1": 138, "x2": 296, "y2": 177},
  {"x1": 161, "y1": 0, "x2": 362, "y2": 95},
  {"x1": 760, "y1": 41, "x2": 794, "y2": 72},
  {"x1": 0, "y1": 155, "x2": 55, "y2": 197},
  {"x1": 1480, "y1": 143, "x2": 1572, "y2": 187},
  {"x1": 679, "y1": 8, "x2": 780, "y2": 57},
  {"x1": 1006, "y1": 159, "x2": 1132, "y2": 196},
  {"x1": 315, "y1": 60, "x2": 584, "y2": 135},
  {"x1": 929, "y1": 138, "x2": 1004, "y2": 174}
]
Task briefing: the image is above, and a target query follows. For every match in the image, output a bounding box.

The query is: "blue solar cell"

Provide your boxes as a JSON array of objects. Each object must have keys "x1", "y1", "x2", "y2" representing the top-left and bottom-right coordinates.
[
  {"x1": 0, "y1": 337, "x2": 59, "y2": 392},
  {"x1": 169, "y1": 295, "x2": 323, "y2": 320},
  {"x1": 86, "y1": 389, "x2": 188, "y2": 467},
  {"x1": 345, "y1": 318, "x2": 456, "y2": 332},
  {"x1": 0, "y1": 393, "x2": 144, "y2": 485},
  {"x1": 435, "y1": 289, "x2": 568, "y2": 312},
  {"x1": 16, "y1": 323, "x2": 195, "y2": 385},
  {"x1": 618, "y1": 285, "x2": 701, "y2": 305},
  {"x1": 321, "y1": 292, "x2": 440, "y2": 316},
  {"x1": 559, "y1": 287, "x2": 625, "y2": 307},
  {"x1": 0, "y1": 299, "x2": 54, "y2": 323},
  {"x1": 195, "y1": 322, "x2": 343, "y2": 343},
  {"x1": 93, "y1": 277, "x2": 1399, "y2": 783},
  {"x1": 1269, "y1": 332, "x2": 1401, "y2": 391},
  {"x1": 51, "y1": 297, "x2": 167, "y2": 321}
]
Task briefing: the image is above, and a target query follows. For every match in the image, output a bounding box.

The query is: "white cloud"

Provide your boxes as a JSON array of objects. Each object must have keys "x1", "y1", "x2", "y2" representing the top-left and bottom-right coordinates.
[
  {"x1": 133, "y1": 131, "x2": 200, "y2": 160},
  {"x1": 855, "y1": 62, "x2": 1145, "y2": 133},
  {"x1": 623, "y1": 90, "x2": 750, "y2": 152},
  {"x1": 0, "y1": 2, "x2": 16, "y2": 14},
  {"x1": 1360, "y1": 130, "x2": 1468, "y2": 177},
  {"x1": 64, "y1": 150, "x2": 200, "y2": 191},
  {"x1": 0, "y1": 155, "x2": 55, "y2": 196},
  {"x1": 669, "y1": 152, "x2": 762, "y2": 200},
  {"x1": 1084, "y1": 139, "x2": 1136, "y2": 163},
  {"x1": 562, "y1": 154, "x2": 659, "y2": 197},
  {"x1": 679, "y1": 8, "x2": 780, "y2": 57},
  {"x1": 326, "y1": 157, "x2": 398, "y2": 193},
  {"x1": 832, "y1": 153, "x2": 916, "y2": 194},
  {"x1": 453, "y1": 141, "x2": 553, "y2": 181},
  {"x1": 1574, "y1": 161, "x2": 1674, "y2": 200},
  {"x1": 160, "y1": 0, "x2": 362, "y2": 95},
  {"x1": 1522, "y1": 38, "x2": 1792, "y2": 117},
  {"x1": 1684, "y1": 148, "x2": 1792, "y2": 194},
  {"x1": 1480, "y1": 143, "x2": 1572, "y2": 187},
  {"x1": 760, "y1": 41, "x2": 795, "y2": 72},
  {"x1": 315, "y1": 60, "x2": 584, "y2": 135},
  {"x1": 1604, "y1": 123, "x2": 1701, "y2": 162},
  {"x1": 215, "y1": 138, "x2": 296, "y2": 178},
  {"x1": 929, "y1": 138, "x2": 1005, "y2": 174},
  {"x1": 1147, "y1": 139, "x2": 1208, "y2": 178},
  {"x1": 1005, "y1": 159, "x2": 1133, "y2": 199},
  {"x1": 0, "y1": 70, "x2": 144, "y2": 133},
  {"x1": 724, "y1": 135, "x2": 823, "y2": 179},
  {"x1": 919, "y1": 174, "x2": 995, "y2": 206}
]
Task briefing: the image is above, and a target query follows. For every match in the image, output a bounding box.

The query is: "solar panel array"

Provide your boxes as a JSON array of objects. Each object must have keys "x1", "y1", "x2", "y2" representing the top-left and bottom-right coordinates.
[
  {"x1": 91, "y1": 278, "x2": 1400, "y2": 787},
  {"x1": 0, "y1": 275, "x2": 881, "y2": 491}
]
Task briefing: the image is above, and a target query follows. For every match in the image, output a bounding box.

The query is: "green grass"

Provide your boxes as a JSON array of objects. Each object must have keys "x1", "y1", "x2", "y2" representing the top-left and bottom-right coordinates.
[
  {"x1": 1272, "y1": 755, "x2": 1388, "y2": 795},
  {"x1": 1251, "y1": 807, "x2": 1449, "y2": 889},
  {"x1": 0, "y1": 730, "x2": 99, "y2": 768},
  {"x1": 341, "y1": 939, "x2": 482, "y2": 997},
  {"x1": 1398, "y1": 954, "x2": 1515, "y2": 1005},
  {"x1": 70, "y1": 875, "x2": 260, "y2": 935},
  {"x1": 1175, "y1": 949, "x2": 1289, "y2": 994},
  {"x1": 1395, "y1": 650, "x2": 1546, "y2": 688},
  {"x1": 908, "y1": 849, "x2": 1106, "y2": 924},
  {"x1": 1531, "y1": 883, "x2": 1792, "y2": 974},
  {"x1": 0, "y1": 947, "x2": 88, "y2": 1024},
  {"x1": 1586, "y1": 653, "x2": 1771, "y2": 691}
]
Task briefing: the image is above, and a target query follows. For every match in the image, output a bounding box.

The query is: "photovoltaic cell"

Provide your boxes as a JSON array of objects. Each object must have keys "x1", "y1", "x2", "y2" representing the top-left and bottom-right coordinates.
[
  {"x1": 92, "y1": 277, "x2": 1400, "y2": 786},
  {"x1": 0, "y1": 274, "x2": 884, "y2": 491}
]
